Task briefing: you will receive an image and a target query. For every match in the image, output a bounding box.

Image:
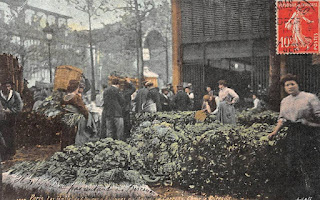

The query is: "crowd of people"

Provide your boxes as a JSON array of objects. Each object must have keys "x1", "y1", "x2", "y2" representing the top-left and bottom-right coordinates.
[{"x1": 0, "y1": 77, "x2": 267, "y2": 162}]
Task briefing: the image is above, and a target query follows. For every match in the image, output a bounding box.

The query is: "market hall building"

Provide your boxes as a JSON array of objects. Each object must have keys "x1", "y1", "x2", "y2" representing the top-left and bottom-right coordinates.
[{"x1": 171, "y1": 0, "x2": 320, "y2": 109}]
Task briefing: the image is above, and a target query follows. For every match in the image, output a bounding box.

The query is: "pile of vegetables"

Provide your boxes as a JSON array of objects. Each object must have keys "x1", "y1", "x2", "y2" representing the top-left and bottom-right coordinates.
[
  {"x1": 132, "y1": 111, "x2": 216, "y2": 129},
  {"x1": 6, "y1": 110, "x2": 291, "y2": 199},
  {"x1": 177, "y1": 123, "x2": 288, "y2": 198},
  {"x1": 3, "y1": 138, "x2": 157, "y2": 198},
  {"x1": 237, "y1": 110, "x2": 278, "y2": 126},
  {"x1": 7, "y1": 138, "x2": 145, "y2": 185},
  {"x1": 129, "y1": 110, "x2": 288, "y2": 198}
]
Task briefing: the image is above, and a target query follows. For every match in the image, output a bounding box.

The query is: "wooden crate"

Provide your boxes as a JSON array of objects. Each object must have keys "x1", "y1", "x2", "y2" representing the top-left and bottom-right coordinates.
[
  {"x1": 0, "y1": 53, "x2": 23, "y2": 93},
  {"x1": 54, "y1": 65, "x2": 83, "y2": 91}
]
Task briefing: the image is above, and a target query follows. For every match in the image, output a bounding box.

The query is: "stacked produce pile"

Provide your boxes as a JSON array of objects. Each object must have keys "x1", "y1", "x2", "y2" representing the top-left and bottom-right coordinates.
[
  {"x1": 132, "y1": 111, "x2": 216, "y2": 130},
  {"x1": 177, "y1": 123, "x2": 287, "y2": 198},
  {"x1": 129, "y1": 121, "x2": 221, "y2": 185},
  {"x1": 6, "y1": 110, "x2": 288, "y2": 198},
  {"x1": 128, "y1": 110, "x2": 287, "y2": 198},
  {"x1": 3, "y1": 138, "x2": 157, "y2": 198}
]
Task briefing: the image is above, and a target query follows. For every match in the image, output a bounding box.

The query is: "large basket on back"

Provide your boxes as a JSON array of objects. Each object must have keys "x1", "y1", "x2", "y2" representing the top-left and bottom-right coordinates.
[{"x1": 54, "y1": 65, "x2": 83, "y2": 91}]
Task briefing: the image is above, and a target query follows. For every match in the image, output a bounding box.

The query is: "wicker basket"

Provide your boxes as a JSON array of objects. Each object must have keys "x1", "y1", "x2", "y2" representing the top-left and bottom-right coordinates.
[
  {"x1": 195, "y1": 110, "x2": 207, "y2": 122},
  {"x1": 54, "y1": 65, "x2": 83, "y2": 91},
  {"x1": 108, "y1": 76, "x2": 139, "y2": 90}
]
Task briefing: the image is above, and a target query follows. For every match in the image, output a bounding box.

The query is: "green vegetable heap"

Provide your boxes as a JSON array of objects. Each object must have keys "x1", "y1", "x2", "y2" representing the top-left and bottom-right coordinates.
[
  {"x1": 8, "y1": 138, "x2": 146, "y2": 185},
  {"x1": 7, "y1": 110, "x2": 290, "y2": 199}
]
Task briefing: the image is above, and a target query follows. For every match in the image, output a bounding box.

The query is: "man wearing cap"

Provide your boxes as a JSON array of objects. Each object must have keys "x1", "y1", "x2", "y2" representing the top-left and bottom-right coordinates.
[
  {"x1": 0, "y1": 81, "x2": 23, "y2": 160},
  {"x1": 172, "y1": 84, "x2": 191, "y2": 111}
]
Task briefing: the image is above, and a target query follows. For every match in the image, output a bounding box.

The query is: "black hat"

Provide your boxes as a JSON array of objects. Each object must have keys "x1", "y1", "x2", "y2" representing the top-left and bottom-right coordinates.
[
  {"x1": 145, "y1": 82, "x2": 154, "y2": 87},
  {"x1": 177, "y1": 84, "x2": 183, "y2": 89}
]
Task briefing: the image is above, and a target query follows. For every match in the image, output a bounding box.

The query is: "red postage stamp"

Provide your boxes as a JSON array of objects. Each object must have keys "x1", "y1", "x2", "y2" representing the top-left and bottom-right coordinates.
[{"x1": 276, "y1": 0, "x2": 319, "y2": 54}]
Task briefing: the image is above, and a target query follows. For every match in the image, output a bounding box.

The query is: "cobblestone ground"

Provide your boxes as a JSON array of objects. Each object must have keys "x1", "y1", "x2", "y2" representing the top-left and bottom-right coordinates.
[{"x1": 2, "y1": 144, "x2": 244, "y2": 200}]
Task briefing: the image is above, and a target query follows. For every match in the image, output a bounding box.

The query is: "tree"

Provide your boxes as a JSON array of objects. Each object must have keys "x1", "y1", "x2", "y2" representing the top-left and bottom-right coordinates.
[
  {"x1": 118, "y1": 0, "x2": 155, "y2": 87},
  {"x1": 58, "y1": 0, "x2": 112, "y2": 101},
  {"x1": 143, "y1": 0, "x2": 172, "y2": 84}
]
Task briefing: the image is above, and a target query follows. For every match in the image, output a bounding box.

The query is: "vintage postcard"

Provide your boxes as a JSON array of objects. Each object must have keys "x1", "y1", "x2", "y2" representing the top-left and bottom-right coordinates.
[{"x1": 1, "y1": 0, "x2": 320, "y2": 200}]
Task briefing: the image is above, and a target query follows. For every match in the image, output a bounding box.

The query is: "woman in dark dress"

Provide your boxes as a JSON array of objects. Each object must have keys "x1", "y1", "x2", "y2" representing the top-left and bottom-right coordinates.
[{"x1": 268, "y1": 74, "x2": 320, "y2": 198}]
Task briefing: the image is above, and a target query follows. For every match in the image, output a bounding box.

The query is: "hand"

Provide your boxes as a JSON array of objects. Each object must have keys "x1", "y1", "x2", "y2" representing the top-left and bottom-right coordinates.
[
  {"x1": 3, "y1": 108, "x2": 11, "y2": 114},
  {"x1": 268, "y1": 131, "x2": 277, "y2": 140}
]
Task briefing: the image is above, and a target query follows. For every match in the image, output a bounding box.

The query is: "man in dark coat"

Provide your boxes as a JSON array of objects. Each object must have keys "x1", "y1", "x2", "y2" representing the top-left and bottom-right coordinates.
[
  {"x1": 103, "y1": 78, "x2": 125, "y2": 141},
  {"x1": 160, "y1": 88, "x2": 171, "y2": 111},
  {"x1": 0, "y1": 131, "x2": 6, "y2": 200},
  {"x1": 146, "y1": 83, "x2": 162, "y2": 112},
  {"x1": 0, "y1": 81, "x2": 23, "y2": 160},
  {"x1": 122, "y1": 78, "x2": 136, "y2": 138},
  {"x1": 134, "y1": 81, "x2": 149, "y2": 113},
  {"x1": 172, "y1": 84, "x2": 191, "y2": 111}
]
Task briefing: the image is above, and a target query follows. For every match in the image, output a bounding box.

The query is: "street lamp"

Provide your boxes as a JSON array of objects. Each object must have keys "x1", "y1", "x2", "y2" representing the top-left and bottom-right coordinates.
[{"x1": 43, "y1": 22, "x2": 53, "y2": 83}]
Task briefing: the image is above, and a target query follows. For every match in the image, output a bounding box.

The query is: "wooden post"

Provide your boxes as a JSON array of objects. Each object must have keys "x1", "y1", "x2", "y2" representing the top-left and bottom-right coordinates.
[
  {"x1": 268, "y1": 0, "x2": 281, "y2": 111},
  {"x1": 171, "y1": 0, "x2": 182, "y2": 93},
  {"x1": 280, "y1": 55, "x2": 287, "y2": 99}
]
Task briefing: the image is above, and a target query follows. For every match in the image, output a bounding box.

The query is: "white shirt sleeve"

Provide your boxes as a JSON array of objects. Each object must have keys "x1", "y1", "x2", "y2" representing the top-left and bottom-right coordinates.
[
  {"x1": 212, "y1": 97, "x2": 220, "y2": 114},
  {"x1": 228, "y1": 88, "x2": 239, "y2": 104},
  {"x1": 253, "y1": 99, "x2": 259, "y2": 109}
]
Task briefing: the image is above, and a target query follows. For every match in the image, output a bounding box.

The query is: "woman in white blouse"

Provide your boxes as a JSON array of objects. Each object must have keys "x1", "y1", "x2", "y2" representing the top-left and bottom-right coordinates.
[
  {"x1": 268, "y1": 74, "x2": 320, "y2": 198},
  {"x1": 217, "y1": 80, "x2": 239, "y2": 124}
]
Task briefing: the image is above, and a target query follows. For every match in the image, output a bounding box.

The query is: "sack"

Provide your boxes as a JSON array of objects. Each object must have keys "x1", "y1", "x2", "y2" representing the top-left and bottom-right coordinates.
[{"x1": 142, "y1": 99, "x2": 157, "y2": 113}]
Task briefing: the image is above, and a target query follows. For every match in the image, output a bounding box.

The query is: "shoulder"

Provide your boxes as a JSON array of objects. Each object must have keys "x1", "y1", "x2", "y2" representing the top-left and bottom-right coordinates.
[
  {"x1": 227, "y1": 88, "x2": 236, "y2": 93},
  {"x1": 12, "y1": 90, "x2": 22, "y2": 98},
  {"x1": 301, "y1": 92, "x2": 319, "y2": 102},
  {"x1": 300, "y1": 91, "x2": 317, "y2": 98}
]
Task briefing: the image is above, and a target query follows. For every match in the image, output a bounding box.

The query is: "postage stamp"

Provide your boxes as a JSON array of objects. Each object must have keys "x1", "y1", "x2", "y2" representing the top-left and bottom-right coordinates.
[{"x1": 276, "y1": 0, "x2": 319, "y2": 54}]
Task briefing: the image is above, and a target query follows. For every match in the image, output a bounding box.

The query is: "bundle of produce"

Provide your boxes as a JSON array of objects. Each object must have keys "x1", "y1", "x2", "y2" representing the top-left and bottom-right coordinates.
[
  {"x1": 36, "y1": 90, "x2": 66, "y2": 118},
  {"x1": 177, "y1": 122, "x2": 288, "y2": 198},
  {"x1": 3, "y1": 138, "x2": 157, "y2": 198},
  {"x1": 237, "y1": 110, "x2": 278, "y2": 126}
]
